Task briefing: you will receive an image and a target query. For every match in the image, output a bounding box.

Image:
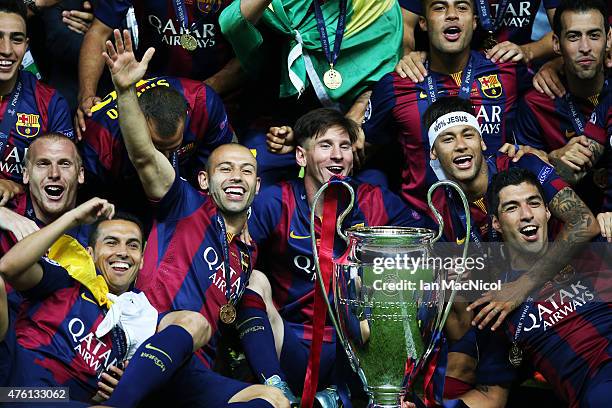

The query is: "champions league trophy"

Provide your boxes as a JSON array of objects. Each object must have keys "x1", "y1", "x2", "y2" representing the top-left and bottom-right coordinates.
[{"x1": 311, "y1": 180, "x2": 470, "y2": 407}]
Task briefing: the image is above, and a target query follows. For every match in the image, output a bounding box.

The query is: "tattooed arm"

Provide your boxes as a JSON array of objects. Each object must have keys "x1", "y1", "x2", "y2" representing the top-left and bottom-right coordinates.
[
  {"x1": 469, "y1": 187, "x2": 599, "y2": 330},
  {"x1": 548, "y1": 137, "x2": 605, "y2": 186}
]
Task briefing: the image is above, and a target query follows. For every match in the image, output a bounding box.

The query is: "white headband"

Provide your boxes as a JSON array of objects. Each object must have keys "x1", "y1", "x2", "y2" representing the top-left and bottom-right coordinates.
[
  {"x1": 427, "y1": 112, "x2": 481, "y2": 181},
  {"x1": 427, "y1": 112, "x2": 481, "y2": 149}
]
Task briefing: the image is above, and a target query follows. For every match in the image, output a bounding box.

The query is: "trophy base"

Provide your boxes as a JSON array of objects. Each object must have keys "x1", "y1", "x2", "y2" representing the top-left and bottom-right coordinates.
[{"x1": 367, "y1": 385, "x2": 406, "y2": 408}]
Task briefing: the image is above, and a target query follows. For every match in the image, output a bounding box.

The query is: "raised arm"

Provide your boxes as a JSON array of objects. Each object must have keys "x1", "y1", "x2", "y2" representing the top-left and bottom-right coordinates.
[
  {"x1": 239, "y1": 0, "x2": 273, "y2": 24},
  {"x1": 103, "y1": 29, "x2": 174, "y2": 201},
  {"x1": 0, "y1": 198, "x2": 114, "y2": 292}
]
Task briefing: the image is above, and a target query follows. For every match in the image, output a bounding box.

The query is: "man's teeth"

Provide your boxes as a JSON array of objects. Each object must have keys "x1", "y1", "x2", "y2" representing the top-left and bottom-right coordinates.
[
  {"x1": 454, "y1": 156, "x2": 471, "y2": 164},
  {"x1": 0, "y1": 60, "x2": 13, "y2": 67},
  {"x1": 225, "y1": 187, "x2": 244, "y2": 195},
  {"x1": 328, "y1": 166, "x2": 343, "y2": 174},
  {"x1": 111, "y1": 262, "x2": 130, "y2": 270},
  {"x1": 44, "y1": 186, "x2": 64, "y2": 196},
  {"x1": 520, "y1": 226, "x2": 537, "y2": 236}
]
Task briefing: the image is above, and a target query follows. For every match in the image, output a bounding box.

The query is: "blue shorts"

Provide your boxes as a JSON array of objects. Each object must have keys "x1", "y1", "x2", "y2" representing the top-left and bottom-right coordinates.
[{"x1": 580, "y1": 361, "x2": 612, "y2": 407}]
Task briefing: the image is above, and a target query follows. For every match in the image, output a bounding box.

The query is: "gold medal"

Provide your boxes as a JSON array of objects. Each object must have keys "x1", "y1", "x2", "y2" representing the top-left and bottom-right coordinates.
[
  {"x1": 484, "y1": 33, "x2": 498, "y2": 51},
  {"x1": 508, "y1": 342, "x2": 523, "y2": 367},
  {"x1": 180, "y1": 33, "x2": 198, "y2": 51},
  {"x1": 323, "y1": 67, "x2": 342, "y2": 90},
  {"x1": 219, "y1": 303, "x2": 237, "y2": 325}
]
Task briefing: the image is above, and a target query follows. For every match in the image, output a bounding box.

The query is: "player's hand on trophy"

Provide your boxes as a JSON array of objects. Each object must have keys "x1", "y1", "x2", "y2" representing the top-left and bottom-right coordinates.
[
  {"x1": 266, "y1": 125, "x2": 295, "y2": 154},
  {"x1": 0, "y1": 179, "x2": 23, "y2": 206},
  {"x1": 533, "y1": 57, "x2": 565, "y2": 99},
  {"x1": 597, "y1": 212, "x2": 612, "y2": 242},
  {"x1": 548, "y1": 136, "x2": 594, "y2": 172},
  {"x1": 485, "y1": 41, "x2": 524, "y2": 63},
  {"x1": 68, "y1": 197, "x2": 115, "y2": 227},
  {"x1": 0, "y1": 207, "x2": 40, "y2": 241},
  {"x1": 395, "y1": 51, "x2": 428, "y2": 82},
  {"x1": 103, "y1": 29, "x2": 155, "y2": 92},
  {"x1": 91, "y1": 361, "x2": 128, "y2": 403},
  {"x1": 466, "y1": 278, "x2": 530, "y2": 331}
]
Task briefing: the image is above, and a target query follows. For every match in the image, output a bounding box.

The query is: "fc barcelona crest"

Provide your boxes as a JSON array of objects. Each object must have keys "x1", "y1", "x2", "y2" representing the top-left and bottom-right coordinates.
[
  {"x1": 15, "y1": 113, "x2": 41, "y2": 138},
  {"x1": 197, "y1": 0, "x2": 223, "y2": 13},
  {"x1": 477, "y1": 74, "x2": 503, "y2": 99}
]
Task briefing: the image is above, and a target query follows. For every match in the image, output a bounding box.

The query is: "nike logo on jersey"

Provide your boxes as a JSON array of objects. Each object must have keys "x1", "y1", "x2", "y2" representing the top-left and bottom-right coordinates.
[
  {"x1": 456, "y1": 236, "x2": 466, "y2": 245},
  {"x1": 144, "y1": 343, "x2": 173, "y2": 362},
  {"x1": 565, "y1": 129, "x2": 576, "y2": 138},
  {"x1": 290, "y1": 231, "x2": 311, "y2": 240},
  {"x1": 81, "y1": 293, "x2": 97, "y2": 305}
]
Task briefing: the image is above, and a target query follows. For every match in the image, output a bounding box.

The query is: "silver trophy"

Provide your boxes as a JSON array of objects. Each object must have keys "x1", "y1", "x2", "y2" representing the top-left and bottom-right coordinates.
[{"x1": 311, "y1": 180, "x2": 470, "y2": 407}]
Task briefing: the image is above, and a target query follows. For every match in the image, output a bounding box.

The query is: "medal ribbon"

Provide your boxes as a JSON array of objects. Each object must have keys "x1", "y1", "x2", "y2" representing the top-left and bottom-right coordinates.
[
  {"x1": 217, "y1": 215, "x2": 234, "y2": 304},
  {"x1": 476, "y1": 0, "x2": 511, "y2": 35},
  {"x1": 302, "y1": 180, "x2": 341, "y2": 408},
  {"x1": 562, "y1": 94, "x2": 588, "y2": 135},
  {"x1": 172, "y1": 0, "x2": 190, "y2": 33},
  {"x1": 312, "y1": 0, "x2": 348, "y2": 69},
  {"x1": 424, "y1": 55, "x2": 475, "y2": 105},
  {"x1": 0, "y1": 75, "x2": 24, "y2": 157}
]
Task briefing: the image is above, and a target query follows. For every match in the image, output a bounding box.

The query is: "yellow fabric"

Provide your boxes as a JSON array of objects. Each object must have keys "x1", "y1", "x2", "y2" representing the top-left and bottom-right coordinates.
[
  {"x1": 47, "y1": 235, "x2": 112, "y2": 309},
  {"x1": 346, "y1": 0, "x2": 394, "y2": 38}
]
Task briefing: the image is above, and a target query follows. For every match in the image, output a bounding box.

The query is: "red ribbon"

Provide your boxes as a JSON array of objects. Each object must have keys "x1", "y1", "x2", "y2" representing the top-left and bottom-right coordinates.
[{"x1": 302, "y1": 182, "x2": 341, "y2": 408}]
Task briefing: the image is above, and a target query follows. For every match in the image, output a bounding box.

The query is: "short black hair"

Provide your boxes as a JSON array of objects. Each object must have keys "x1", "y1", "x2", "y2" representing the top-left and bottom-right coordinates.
[
  {"x1": 293, "y1": 108, "x2": 360, "y2": 147},
  {"x1": 138, "y1": 87, "x2": 189, "y2": 140},
  {"x1": 420, "y1": 0, "x2": 475, "y2": 15},
  {"x1": 552, "y1": 0, "x2": 609, "y2": 37},
  {"x1": 486, "y1": 168, "x2": 546, "y2": 217},
  {"x1": 0, "y1": 0, "x2": 27, "y2": 26},
  {"x1": 88, "y1": 211, "x2": 145, "y2": 249},
  {"x1": 422, "y1": 96, "x2": 476, "y2": 136}
]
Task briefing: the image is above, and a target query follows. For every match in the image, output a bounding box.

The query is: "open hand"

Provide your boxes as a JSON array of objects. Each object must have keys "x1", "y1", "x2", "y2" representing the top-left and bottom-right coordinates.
[{"x1": 102, "y1": 29, "x2": 155, "y2": 92}]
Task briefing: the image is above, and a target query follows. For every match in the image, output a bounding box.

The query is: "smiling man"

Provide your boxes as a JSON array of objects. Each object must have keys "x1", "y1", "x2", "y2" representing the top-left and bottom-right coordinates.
[
  {"x1": 238, "y1": 108, "x2": 429, "y2": 406},
  {"x1": 513, "y1": 0, "x2": 610, "y2": 211},
  {"x1": 363, "y1": 0, "x2": 525, "y2": 216},
  {"x1": 488, "y1": 167, "x2": 612, "y2": 407},
  {"x1": 0, "y1": 0, "x2": 73, "y2": 191},
  {"x1": 98, "y1": 29, "x2": 287, "y2": 408}
]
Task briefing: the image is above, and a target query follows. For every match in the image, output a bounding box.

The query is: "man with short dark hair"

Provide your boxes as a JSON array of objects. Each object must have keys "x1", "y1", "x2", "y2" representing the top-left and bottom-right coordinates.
[
  {"x1": 488, "y1": 167, "x2": 612, "y2": 407},
  {"x1": 237, "y1": 107, "x2": 429, "y2": 405},
  {"x1": 513, "y1": 0, "x2": 610, "y2": 210},
  {"x1": 363, "y1": 0, "x2": 524, "y2": 215},
  {"x1": 0, "y1": 0, "x2": 73, "y2": 195},
  {"x1": 79, "y1": 74, "x2": 234, "y2": 221}
]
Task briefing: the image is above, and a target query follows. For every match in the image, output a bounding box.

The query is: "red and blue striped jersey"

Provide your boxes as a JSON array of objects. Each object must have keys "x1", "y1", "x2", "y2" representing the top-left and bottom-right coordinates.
[
  {"x1": 503, "y1": 253, "x2": 612, "y2": 406},
  {"x1": 431, "y1": 153, "x2": 568, "y2": 243},
  {"x1": 248, "y1": 179, "x2": 429, "y2": 342},
  {"x1": 136, "y1": 175, "x2": 255, "y2": 365},
  {"x1": 514, "y1": 81, "x2": 610, "y2": 212},
  {"x1": 399, "y1": 0, "x2": 558, "y2": 47},
  {"x1": 12, "y1": 258, "x2": 126, "y2": 402},
  {"x1": 80, "y1": 76, "x2": 232, "y2": 216},
  {"x1": 363, "y1": 51, "x2": 522, "y2": 213},
  {"x1": 0, "y1": 71, "x2": 73, "y2": 183},
  {"x1": 95, "y1": 0, "x2": 233, "y2": 81}
]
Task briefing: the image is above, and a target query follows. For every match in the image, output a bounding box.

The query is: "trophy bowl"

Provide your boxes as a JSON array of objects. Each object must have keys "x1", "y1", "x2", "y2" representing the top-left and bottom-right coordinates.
[{"x1": 333, "y1": 226, "x2": 444, "y2": 407}]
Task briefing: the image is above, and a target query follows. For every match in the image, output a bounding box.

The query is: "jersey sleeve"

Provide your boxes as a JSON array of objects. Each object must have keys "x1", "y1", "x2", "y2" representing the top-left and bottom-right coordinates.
[
  {"x1": 193, "y1": 86, "x2": 234, "y2": 168},
  {"x1": 154, "y1": 173, "x2": 207, "y2": 222},
  {"x1": 362, "y1": 73, "x2": 398, "y2": 146},
  {"x1": 46, "y1": 91, "x2": 74, "y2": 139},
  {"x1": 513, "y1": 154, "x2": 569, "y2": 204},
  {"x1": 513, "y1": 97, "x2": 546, "y2": 150},
  {"x1": 584, "y1": 96, "x2": 610, "y2": 146},
  {"x1": 248, "y1": 184, "x2": 283, "y2": 244},
  {"x1": 20, "y1": 257, "x2": 74, "y2": 300},
  {"x1": 358, "y1": 184, "x2": 431, "y2": 228},
  {"x1": 94, "y1": 0, "x2": 132, "y2": 28}
]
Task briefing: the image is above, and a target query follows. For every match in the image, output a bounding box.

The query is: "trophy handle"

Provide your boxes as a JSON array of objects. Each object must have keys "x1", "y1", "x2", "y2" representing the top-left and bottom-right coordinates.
[
  {"x1": 310, "y1": 179, "x2": 355, "y2": 351},
  {"x1": 423, "y1": 180, "x2": 471, "y2": 362}
]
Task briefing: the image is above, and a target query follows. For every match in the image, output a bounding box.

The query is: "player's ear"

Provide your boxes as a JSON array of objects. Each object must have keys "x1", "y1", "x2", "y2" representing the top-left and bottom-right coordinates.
[
  {"x1": 86, "y1": 246, "x2": 94, "y2": 258},
  {"x1": 480, "y1": 138, "x2": 487, "y2": 152},
  {"x1": 198, "y1": 170, "x2": 209, "y2": 191},
  {"x1": 418, "y1": 15, "x2": 428, "y2": 32},
  {"x1": 296, "y1": 146, "x2": 307, "y2": 168},
  {"x1": 492, "y1": 215, "x2": 502, "y2": 234},
  {"x1": 606, "y1": 29, "x2": 611, "y2": 53},
  {"x1": 430, "y1": 147, "x2": 438, "y2": 161},
  {"x1": 77, "y1": 165, "x2": 85, "y2": 185},
  {"x1": 255, "y1": 176, "x2": 261, "y2": 195},
  {"x1": 552, "y1": 33, "x2": 561, "y2": 55},
  {"x1": 22, "y1": 167, "x2": 29, "y2": 185}
]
